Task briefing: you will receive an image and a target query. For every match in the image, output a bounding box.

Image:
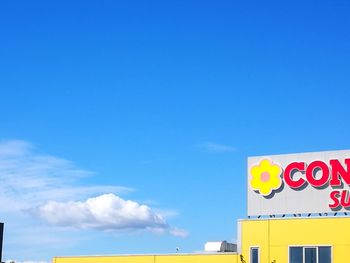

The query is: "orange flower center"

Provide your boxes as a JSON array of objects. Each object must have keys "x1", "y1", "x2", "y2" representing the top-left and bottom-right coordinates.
[{"x1": 260, "y1": 171, "x2": 270, "y2": 182}]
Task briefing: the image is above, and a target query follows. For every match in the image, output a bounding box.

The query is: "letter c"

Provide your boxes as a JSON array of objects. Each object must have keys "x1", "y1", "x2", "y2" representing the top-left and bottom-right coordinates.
[{"x1": 284, "y1": 162, "x2": 307, "y2": 189}]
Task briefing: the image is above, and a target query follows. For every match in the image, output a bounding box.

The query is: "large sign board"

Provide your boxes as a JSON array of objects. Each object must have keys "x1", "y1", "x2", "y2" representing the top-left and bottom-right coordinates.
[{"x1": 247, "y1": 150, "x2": 350, "y2": 216}]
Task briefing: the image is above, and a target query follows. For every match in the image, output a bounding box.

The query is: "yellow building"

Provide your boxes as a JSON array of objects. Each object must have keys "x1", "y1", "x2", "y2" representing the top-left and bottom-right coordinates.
[
  {"x1": 54, "y1": 216, "x2": 350, "y2": 263},
  {"x1": 238, "y1": 217, "x2": 350, "y2": 263},
  {"x1": 53, "y1": 253, "x2": 239, "y2": 263},
  {"x1": 54, "y1": 150, "x2": 350, "y2": 263}
]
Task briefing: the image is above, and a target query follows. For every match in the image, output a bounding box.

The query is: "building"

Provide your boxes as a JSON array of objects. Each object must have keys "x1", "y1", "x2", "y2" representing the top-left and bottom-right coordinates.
[{"x1": 54, "y1": 150, "x2": 350, "y2": 263}]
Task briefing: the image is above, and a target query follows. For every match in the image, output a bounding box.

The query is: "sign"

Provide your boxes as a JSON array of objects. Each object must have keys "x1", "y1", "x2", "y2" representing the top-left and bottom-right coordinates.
[{"x1": 247, "y1": 150, "x2": 350, "y2": 216}]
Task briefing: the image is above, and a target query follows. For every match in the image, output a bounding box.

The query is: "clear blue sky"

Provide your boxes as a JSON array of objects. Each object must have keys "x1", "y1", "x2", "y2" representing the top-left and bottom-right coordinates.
[{"x1": 1, "y1": 1, "x2": 350, "y2": 262}]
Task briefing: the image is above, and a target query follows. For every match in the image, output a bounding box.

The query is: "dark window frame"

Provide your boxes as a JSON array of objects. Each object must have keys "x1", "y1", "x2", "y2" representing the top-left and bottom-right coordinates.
[
  {"x1": 289, "y1": 245, "x2": 332, "y2": 263},
  {"x1": 250, "y1": 246, "x2": 260, "y2": 263}
]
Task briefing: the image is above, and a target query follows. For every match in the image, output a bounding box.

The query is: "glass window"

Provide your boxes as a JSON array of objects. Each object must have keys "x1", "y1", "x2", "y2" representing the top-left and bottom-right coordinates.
[
  {"x1": 290, "y1": 247, "x2": 303, "y2": 263},
  {"x1": 318, "y1": 246, "x2": 331, "y2": 263},
  {"x1": 304, "y1": 247, "x2": 317, "y2": 263},
  {"x1": 250, "y1": 247, "x2": 259, "y2": 263},
  {"x1": 289, "y1": 246, "x2": 331, "y2": 263}
]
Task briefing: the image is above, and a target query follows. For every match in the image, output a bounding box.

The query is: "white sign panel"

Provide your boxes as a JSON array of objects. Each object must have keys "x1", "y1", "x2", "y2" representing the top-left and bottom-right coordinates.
[{"x1": 247, "y1": 150, "x2": 350, "y2": 216}]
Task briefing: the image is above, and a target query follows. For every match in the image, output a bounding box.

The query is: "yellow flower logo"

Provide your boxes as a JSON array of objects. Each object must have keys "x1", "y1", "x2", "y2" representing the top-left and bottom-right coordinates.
[{"x1": 250, "y1": 159, "x2": 282, "y2": 196}]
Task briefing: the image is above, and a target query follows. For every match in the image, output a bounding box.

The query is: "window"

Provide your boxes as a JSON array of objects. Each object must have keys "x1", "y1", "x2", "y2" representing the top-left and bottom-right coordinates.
[
  {"x1": 289, "y1": 246, "x2": 331, "y2": 263},
  {"x1": 290, "y1": 247, "x2": 303, "y2": 263},
  {"x1": 304, "y1": 247, "x2": 317, "y2": 263},
  {"x1": 250, "y1": 247, "x2": 259, "y2": 263},
  {"x1": 318, "y1": 247, "x2": 332, "y2": 263}
]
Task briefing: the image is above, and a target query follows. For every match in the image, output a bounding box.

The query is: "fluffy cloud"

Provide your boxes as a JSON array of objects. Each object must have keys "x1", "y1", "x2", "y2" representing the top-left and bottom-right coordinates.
[{"x1": 35, "y1": 193, "x2": 168, "y2": 231}]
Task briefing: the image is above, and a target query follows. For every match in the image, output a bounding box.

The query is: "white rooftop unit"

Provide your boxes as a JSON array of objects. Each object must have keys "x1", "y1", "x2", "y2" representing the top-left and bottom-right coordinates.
[{"x1": 204, "y1": 241, "x2": 237, "y2": 253}]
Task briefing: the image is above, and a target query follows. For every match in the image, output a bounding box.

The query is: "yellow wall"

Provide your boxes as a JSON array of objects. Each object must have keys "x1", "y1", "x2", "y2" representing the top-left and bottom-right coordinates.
[
  {"x1": 156, "y1": 254, "x2": 237, "y2": 263},
  {"x1": 239, "y1": 217, "x2": 350, "y2": 262},
  {"x1": 239, "y1": 219, "x2": 269, "y2": 263},
  {"x1": 53, "y1": 254, "x2": 238, "y2": 263},
  {"x1": 53, "y1": 255, "x2": 155, "y2": 263}
]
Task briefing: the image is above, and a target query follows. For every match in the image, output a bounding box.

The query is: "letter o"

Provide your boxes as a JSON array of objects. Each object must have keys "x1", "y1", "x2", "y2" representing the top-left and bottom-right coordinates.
[{"x1": 306, "y1": 161, "x2": 330, "y2": 187}]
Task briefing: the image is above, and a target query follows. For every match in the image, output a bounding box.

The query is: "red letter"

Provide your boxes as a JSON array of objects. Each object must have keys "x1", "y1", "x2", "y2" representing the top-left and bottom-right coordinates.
[
  {"x1": 306, "y1": 161, "x2": 330, "y2": 187},
  {"x1": 330, "y1": 159, "x2": 350, "y2": 186},
  {"x1": 341, "y1": 190, "x2": 350, "y2": 208},
  {"x1": 329, "y1": 190, "x2": 341, "y2": 209},
  {"x1": 284, "y1": 162, "x2": 307, "y2": 189}
]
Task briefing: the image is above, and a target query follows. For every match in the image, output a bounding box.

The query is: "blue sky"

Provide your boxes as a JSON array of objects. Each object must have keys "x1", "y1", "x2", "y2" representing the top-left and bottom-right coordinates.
[{"x1": 1, "y1": 0, "x2": 350, "y2": 262}]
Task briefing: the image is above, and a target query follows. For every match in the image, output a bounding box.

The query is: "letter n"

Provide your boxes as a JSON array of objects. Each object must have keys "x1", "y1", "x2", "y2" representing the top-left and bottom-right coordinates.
[{"x1": 330, "y1": 159, "x2": 350, "y2": 186}]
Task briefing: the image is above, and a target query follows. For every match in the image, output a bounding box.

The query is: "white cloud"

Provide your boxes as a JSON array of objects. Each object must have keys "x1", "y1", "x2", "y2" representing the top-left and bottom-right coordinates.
[
  {"x1": 34, "y1": 193, "x2": 168, "y2": 231},
  {"x1": 0, "y1": 140, "x2": 184, "y2": 244},
  {"x1": 169, "y1": 227, "x2": 189, "y2": 238},
  {"x1": 198, "y1": 142, "x2": 236, "y2": 153},
  {"x1": 0, "y1": 140, "x2": 132, "y2": 212}
]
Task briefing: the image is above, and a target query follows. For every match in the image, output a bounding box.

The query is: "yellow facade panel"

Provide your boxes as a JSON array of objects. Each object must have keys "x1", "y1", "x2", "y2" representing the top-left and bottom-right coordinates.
[
  {"x1": 156, "y1": 254, "x2": 237, "y2": 263},
  {"x1": 54, "y1": 254, "x2": 238, "y2": 263},
  {"x1": 269, "y1": 217, "x2": 350, "y2": 246},
  {"x1": 240, "y1": 219, "x2": 269, "y2": 262},
  {"x1": 240, "y1": 217, "x2": 350, "y2": 262},
  {"x1": 54, "y1": 255, "x2": 155, "y2": 263}
]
